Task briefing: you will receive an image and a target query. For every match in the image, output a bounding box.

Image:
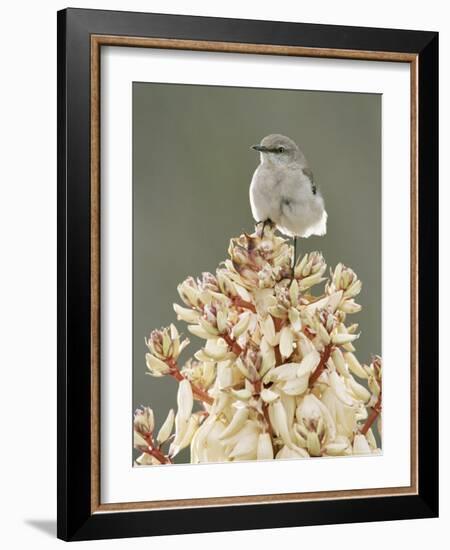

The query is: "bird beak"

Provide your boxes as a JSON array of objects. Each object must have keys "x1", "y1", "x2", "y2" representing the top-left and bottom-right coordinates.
[{"x1": 251, "y1": 144, "x2": 268, "y2": 152}]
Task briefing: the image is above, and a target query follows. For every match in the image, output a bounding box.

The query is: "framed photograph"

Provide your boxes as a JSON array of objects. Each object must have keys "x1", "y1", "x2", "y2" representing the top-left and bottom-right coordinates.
[{"x1": 57, "y1": 8, "x2": 438, "y2": 541}]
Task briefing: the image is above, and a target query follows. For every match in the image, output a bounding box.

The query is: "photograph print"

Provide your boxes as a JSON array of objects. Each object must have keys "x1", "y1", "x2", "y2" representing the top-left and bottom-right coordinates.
[{"x1": 132, "y1": 82, "x2": 382, "y2": 466}]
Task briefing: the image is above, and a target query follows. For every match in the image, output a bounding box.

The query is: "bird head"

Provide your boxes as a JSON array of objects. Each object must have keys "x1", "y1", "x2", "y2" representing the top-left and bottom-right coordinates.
[{"x1": 251, "y1": 134, "x2": 305, "y2": 166}]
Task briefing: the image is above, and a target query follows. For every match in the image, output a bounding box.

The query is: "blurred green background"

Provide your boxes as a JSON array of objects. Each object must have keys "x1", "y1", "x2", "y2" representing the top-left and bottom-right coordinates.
[{"x1": 133, "y1": 82, "x2": 381, "y2": 463}]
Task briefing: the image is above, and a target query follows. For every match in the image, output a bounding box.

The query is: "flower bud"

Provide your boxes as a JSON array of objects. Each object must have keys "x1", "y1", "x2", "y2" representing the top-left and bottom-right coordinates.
[
  {"x1": 268, "y1": 305, "x2": 288, "y2": 319},
  {"x1": 329, "y1": 371, "x2": 354, "y2": 406},
  {"x1": 340, "y1": 299, "x2": 362, "y2": 314},
  {"x1": 173, "y1": 303, "x2": 201, "y2": 323},
  {"x1": 145, "y1": 353, "x2": 171, "y2": 377},
  {"x1": 289, "y1": 279, "x2": 299, "y2": 305},
  {"x1": 135, "y1": 453, "x2": 161, "y2": 466},
  {"x1": 288, "y1": 307, "x2": 302, "y2": 331},
  {"x1": 257, "y1": 433, "x2": 274, "y2": 460},
  {"x1": 353, "y1": 434, "x2": 371, "y2": 455},
  {"x1": 298, "y1": 272, "x2": 326, "y2": 291},
  {"x1": 270, "y1": 399, "x2": 296, "y2": 449},
  {"x1": 232, "y1": 311, "x2": 251, "y2": 338},
  {"x1": 306, "y1": 431, "x2": 321, "y2": 456},
  {"x1": 331, "y1": 348, "x2": 349, "y2": 378},
  {"x1": 323, "y1": 441, "x2": 350, "y2": 456},
  {"x1": 295, "y1": 251, "x2": 326, "y2": 279},
  {"x1": 331, "y1": 331, "x2": 360, "y2": 345},
  {"x1": 133, "y1": 431, "x2": 148, "y2": 449},
  {"x1": 146, "y1": 325, "x2": 188, "y2": 361},
  {"x1": 261, "y1": 388, "x2": 279, "y2": 403},
  {"x1": 316, "y1": 322, "x2": 331, "y2": 345},
  {"x1": 177, "y1": 277, "x2": 200, "y2": 307},
  {"x1": 169, "y1": 382, "x2": 194, "y2": 458},
  {"x1": 216, "y1": 310, "x2": 228, "y2": 334},
  {"x1": 260, "y1": 350, "x2": 276, "y2": 381},
  {"x1": 177, "y1": 379, "x2": 193, "y2": 422},
  {"x1": 134, "y1": 406, "x2": 155, "y2": 435},
  {"x1": 328, "y1": 264, "x2": 362, "y2": 298},
  {"x1": 216, "y1": 270, "x2": 237, "y2": 297},
  {"x1": 156, "y1": 409, "x2": 175, "y2": 444},
  {"x1": 219, "y1": 408, "x2": 249, "y2": 440},
  {"x1": 202, "y1": 338, "x2": 234, "y2": 361},
  {"x1": 279, "y1": 326, "x2": 294, "y2": 359},
  {"x1": 261, "y1": 315, "x2": 277, "y2": 346},
  {"x1": 347, "y1": 376, "x2": 371, "y2": 403},
  {"x1": 345, "y1": 352, "x2": 368, "y2": 379},
  {"x1": 187, "y1": 324, "x2": 213, "y2": 340},
  {"x1": 368, "y1": 375, "x2": 381, "y2": 397},
  {"x1": 276, "y1": 446, "x2": 309, "y2": 459},
  {"x1": 177, "y1": 415, "x2": 200, "y2": 452},
  {"x1": 230, "y1": 388, "x2": 252, "y2": 401},
  {"x1": 199, "y1": 317, "x2": 220, "y2": 336},
  {"x1": 227, "y1": 421, "x2": 260, "y2": 461}
]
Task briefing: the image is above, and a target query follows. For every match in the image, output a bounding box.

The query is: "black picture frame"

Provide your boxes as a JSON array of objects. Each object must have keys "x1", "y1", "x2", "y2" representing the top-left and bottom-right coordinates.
[{"x1": 57, "y1": 7, "x2": 438, "y2": 541}]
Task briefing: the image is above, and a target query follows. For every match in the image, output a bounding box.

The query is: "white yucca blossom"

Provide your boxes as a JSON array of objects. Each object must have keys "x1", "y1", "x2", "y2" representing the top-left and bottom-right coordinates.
[{"x1": 134, "y1": 225, "x2": 382, "y2": 465}]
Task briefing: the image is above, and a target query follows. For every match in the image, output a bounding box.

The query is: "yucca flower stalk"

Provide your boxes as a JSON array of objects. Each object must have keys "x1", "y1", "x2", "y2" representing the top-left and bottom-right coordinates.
[{"x1": 134, "y1": 225, "x2": 382, "y2": 465}]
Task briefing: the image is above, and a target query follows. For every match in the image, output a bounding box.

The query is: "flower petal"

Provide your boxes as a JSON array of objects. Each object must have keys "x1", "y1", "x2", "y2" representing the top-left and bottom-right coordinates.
[
  {"x1": 177, "y1": 379, "x2": 193, "y2": 422},
  {"x1": 279, "y1": 326, "x2": 294, "y2": 359},
  {"x1": 257, "y1": 433, "x2": 274, "y2": 460},
  {"x1": 219, "y1": 407, "x2": 249, "y2": 440},
  {"x1": 145, "y1": 353, "x2": 170, "y2": 377},
  {"x1": 353, "y1": 434, "x2": 372, "y2": 455},
  {"x1": 156, "y1": 409, "x2": 175, "y2": 444},
  {"x1": 261, "y1": 388, "x2": 279, "y2": 403},
  {"x1": 345, "y1": 352, "x2": 368, "y2": 379}
]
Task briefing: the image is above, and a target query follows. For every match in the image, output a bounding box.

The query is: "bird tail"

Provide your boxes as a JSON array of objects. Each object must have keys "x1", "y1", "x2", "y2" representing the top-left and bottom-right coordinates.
[{"x1": 303, "y1": 210, "x2": 328, "y2": 238}]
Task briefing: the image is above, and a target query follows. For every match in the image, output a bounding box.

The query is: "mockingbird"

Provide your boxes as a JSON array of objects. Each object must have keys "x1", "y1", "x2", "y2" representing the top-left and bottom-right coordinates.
[{"x1": 249, "y1": 134, "x2": 327, "y2": 263}]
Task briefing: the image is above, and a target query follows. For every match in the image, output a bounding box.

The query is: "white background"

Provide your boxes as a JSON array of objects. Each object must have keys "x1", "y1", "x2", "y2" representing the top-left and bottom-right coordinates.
[
  {"x1": 102, "y1": 48, "x2": 411, "y2": 503},
  {"x1": 0, "y1": 0, "x2": 446, "y2": 548}
]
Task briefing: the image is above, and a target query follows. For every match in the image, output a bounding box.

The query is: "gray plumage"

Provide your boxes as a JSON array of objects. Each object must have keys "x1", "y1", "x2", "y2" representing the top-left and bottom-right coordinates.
[{"x1": 249, "y1": 134, "x2": 327, "y2": 238}]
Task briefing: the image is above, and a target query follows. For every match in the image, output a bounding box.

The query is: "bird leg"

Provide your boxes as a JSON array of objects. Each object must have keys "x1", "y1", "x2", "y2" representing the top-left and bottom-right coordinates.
[
  {"x1": 292, "y1": 236, "x2": 297, "y2": 277},
  {"x1": 256, "y1": 219, "x2": 273, "y2": 238},
  {"x1": 255, "y1": 221, "x2": 264, "y2": 237}
]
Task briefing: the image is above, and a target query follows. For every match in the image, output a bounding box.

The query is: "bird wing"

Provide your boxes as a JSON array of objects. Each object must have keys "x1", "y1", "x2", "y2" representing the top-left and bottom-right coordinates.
[{"x1": 302, "y1": 167, "x2": 317, "y2": 195}]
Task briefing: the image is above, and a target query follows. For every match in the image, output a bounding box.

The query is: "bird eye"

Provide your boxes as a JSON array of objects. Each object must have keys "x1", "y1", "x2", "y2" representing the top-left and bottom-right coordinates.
[{"x1": 278, "y1": 146, "x2": 285, "y2": 153}]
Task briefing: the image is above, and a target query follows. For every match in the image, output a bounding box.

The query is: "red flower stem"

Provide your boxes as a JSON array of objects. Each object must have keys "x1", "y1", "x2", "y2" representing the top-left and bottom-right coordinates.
[
  {"x1": 309, "y1": 344, "x2": 332, "y2": 386},
  {"x1": 270, "y1": 317, "x2": 285, "y2": 366},
  {"x1": 262, "y1": 403, "x2": 274, "y2": 438},
  {"x1": 233, "y1": 296, "x2": 256, "y2": 313},
  {"x1": 140, "y1": 434, "x2": 172, "y2": 464},
  {"x1": 360, "y1": 394, "x2": 382, "y2": 435},
  {"x1": 303, "y1": 326, "x2": 316, "y2": 341},
  {"x1": 273, "y1": 317, "x2": 284, "y2": 332},
  {"x1": 274, "y1": 345, "x2": 283, "y2": 367},
  {"x1": 166, "y1": 359, "x2": 214, "y2": 405},
  {"x1": 222, "y1": 333, "x2": 244, "y2": 356},
  {"x1": 192, "y1": 386, "x2": 214, "y2": 405}
]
